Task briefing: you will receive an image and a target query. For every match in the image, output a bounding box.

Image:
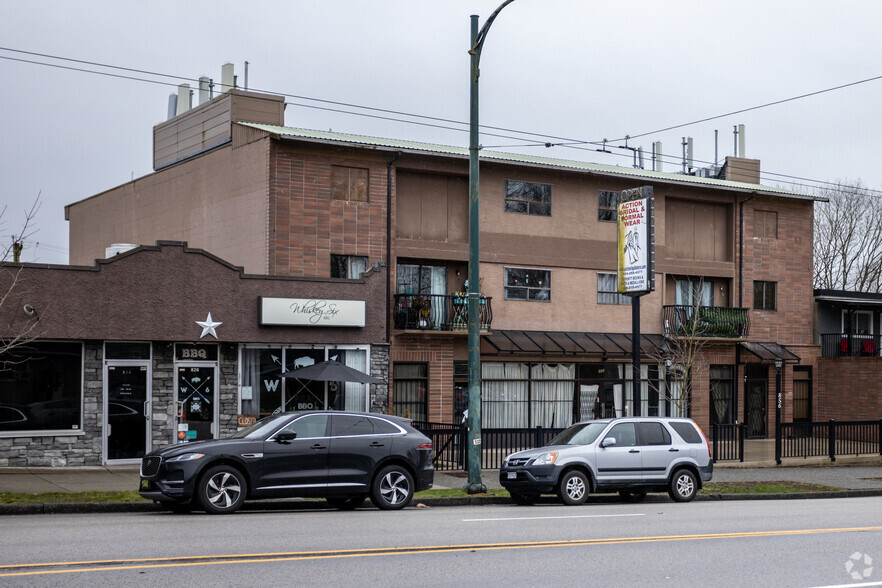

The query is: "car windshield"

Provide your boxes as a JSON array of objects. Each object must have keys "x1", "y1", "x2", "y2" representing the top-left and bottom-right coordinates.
[
  {"x1": 549, "y1": 422, "x2": 607, "y2": 446},
  {"x1": 229, "y1": 415, "x2": 288, "y2": 439}
]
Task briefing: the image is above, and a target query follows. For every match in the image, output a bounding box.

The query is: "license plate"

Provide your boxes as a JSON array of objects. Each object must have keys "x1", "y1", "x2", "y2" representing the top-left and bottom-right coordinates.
[{"x1": 507, "y1": 472, "x2": 517, "y2": 480}]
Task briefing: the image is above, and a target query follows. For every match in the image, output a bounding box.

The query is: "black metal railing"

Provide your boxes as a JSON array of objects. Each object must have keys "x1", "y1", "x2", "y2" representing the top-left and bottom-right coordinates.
[
  {"x1": 394, "y1": 293, "x2": 492, "y2": 332},
  {"x1": 779, "y1": 420, "x2": 882, "y2": 461},
  {"x1": 663, "y1": 305, "x2": 750, "y2": 338},
  {"x1": 820, "y1": 333, "x2": 881, "y2": 357},
  {"x1": 711, "y1": 423, "x2": 744, "y2": 462},
  {"x1": 413, "y1": 423, "x2": 563, "y2": 471}
]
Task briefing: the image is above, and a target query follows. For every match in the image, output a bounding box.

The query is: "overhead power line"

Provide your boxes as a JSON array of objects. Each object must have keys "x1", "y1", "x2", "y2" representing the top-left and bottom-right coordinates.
[{"x1": 2, "y1": 46, "x2": 880, "y2": 196}]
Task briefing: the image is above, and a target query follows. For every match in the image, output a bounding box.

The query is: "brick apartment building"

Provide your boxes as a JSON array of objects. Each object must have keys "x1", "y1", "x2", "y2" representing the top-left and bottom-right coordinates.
[{"x1": 0, "y1": 87, "x2": 826, "y2": 465}]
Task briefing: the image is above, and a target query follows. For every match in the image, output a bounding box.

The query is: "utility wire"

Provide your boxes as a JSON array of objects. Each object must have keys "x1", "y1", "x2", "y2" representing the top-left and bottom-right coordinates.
[{"x1": 2, "y1": 46, "x2": 880, "y2": 196}]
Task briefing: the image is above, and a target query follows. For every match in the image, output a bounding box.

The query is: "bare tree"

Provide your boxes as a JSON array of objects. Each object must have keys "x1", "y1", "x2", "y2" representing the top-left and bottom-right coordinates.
[
  {"x1": 0, "y1": 195, "x2": 43, "y2": 368},
  {"x1": 813, "y1": 180, "x2": 882, "y2": 293}
]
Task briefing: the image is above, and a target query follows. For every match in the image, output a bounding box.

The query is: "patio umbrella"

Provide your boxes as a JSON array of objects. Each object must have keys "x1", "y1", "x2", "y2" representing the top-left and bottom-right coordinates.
[{"x1": 280, "y1": 360, "x2": 384, "y2": 384}]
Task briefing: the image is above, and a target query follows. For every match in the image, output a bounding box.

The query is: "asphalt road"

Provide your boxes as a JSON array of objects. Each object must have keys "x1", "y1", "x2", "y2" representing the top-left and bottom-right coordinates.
[{"x1": 3, "y1": 496, "x2": 882, "y2": 586}]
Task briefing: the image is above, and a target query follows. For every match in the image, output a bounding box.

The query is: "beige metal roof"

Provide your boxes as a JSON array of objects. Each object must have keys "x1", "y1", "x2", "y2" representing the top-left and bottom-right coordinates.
[{"x1": 239, "y1": 122, "x2": 822, "y2": 201}]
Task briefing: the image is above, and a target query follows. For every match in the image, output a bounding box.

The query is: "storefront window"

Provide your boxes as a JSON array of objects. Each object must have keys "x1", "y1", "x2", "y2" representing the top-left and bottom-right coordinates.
[
  {"x1": 0, "y1": 342, "x2": 83, "y2": 434},
  {"x1": 239, "y1": 346, "x2": 370, "y2": 421},
  {"x1": 482, "y1": 362, "x2": 575, "y2": 428}
]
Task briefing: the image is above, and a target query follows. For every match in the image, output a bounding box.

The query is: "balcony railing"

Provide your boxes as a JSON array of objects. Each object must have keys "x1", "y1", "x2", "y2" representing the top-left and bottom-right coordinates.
[
  {"x1": 663, "y1": 305, "x2": 750, "y2": 338},
  {"x1": 394, "y1": 293, "x2": 493, "y2": 332},
  {"x1": 820, "y1": 333, "x2": 880, "y2": 357}
]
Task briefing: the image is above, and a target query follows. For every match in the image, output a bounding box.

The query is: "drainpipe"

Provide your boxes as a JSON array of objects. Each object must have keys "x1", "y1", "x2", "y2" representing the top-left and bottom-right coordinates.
[{"x1": 386, "y1": 152, "x2": 401, "y2": 345}]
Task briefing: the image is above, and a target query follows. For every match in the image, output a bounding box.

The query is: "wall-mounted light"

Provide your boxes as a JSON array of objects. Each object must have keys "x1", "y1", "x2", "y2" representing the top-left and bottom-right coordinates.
[{"x1": 774, "y1": 359, "x2": 783, "y2": 370}]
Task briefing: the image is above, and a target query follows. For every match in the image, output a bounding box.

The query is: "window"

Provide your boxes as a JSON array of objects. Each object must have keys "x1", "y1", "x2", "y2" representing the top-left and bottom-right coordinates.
[
  {"x1": 505, "y1": 267, "x2": 551, "y2": 301},
  {"x1": 0, "y1": 342, "x2": 83, "y2": 434},
  {"x1": 330, "y1": 414, "x2": 375, "y2": 436},
  {"x1": 597, "y1": 273, "x2": 631, "y2": 305},
  {"x1": 669, "y1": 421, "x2": 702, "y2": 444},
  {"x1": 754, "y1": 210, "x2": 778, "y2": 239},
  {"x1": 709, "y1": 365, "x2": 735, "y2": 425},
  {"x1": 277, "y1": 414, "x2": 329, "y2": 439},
  {"x1": 504, "y1": 180, "x2": 551, "y2": 216},
  {"x1": 482, "y1": 362, "x2": 575, "y2": 428},
  {"x1": 393, "y1": 363, "x2": 427, "y2": 422},
  {"x1": 598, "y1": 190, "x2": 619, "y2": 222},
  {"x1": 753, "y1": 280, "x2": 777, "y2": 311},
  {"x1": 331, "y1": 165, "x2": 369, "y2": 202},
  {"x1": 604, "y1": 422, "x2": 636, "y2": 446},
  {"x1": 636, "y1": 421, "x2": 671, "y2": 445},
  {"x1": 331, "y1": 255, "x2": 368, "y2": 278},
  {"x1": 675, "y1": 278, "x2": 713, "y2": 308}
]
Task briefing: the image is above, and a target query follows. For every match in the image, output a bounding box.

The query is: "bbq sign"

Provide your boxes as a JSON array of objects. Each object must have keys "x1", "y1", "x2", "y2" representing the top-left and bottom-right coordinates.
[{"x1": 617, "y1": 187, "x2": 655, "y2": 295}]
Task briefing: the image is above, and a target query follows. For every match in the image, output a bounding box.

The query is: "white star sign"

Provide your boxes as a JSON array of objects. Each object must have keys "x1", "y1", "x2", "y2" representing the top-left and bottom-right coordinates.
[{"x1": 196, "y1": 312, "x2": 222, "y2": 339}]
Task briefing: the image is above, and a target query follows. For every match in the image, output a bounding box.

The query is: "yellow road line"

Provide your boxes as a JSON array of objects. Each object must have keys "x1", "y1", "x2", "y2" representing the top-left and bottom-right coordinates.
[{"x1": 2, "y1": 526, "x2": 881, "y2": 577}]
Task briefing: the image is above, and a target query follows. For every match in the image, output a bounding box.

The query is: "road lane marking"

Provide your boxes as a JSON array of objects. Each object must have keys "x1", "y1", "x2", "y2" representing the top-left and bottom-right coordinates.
[
  {"x1": 462, "y1": 513, "x2": 645, "y2": 522},
  {"x1": 2, "y1": 526, "x2": 882, "y2": 578}
]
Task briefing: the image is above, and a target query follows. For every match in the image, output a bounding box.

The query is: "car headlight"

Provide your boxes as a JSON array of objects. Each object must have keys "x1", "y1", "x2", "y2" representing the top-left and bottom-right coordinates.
[
  {"x1": 531, "y1": 452, "x2": 558, "y2": 466},
  {"x1": 166, "y1": 453, "x2": 205, "y2": 463}
]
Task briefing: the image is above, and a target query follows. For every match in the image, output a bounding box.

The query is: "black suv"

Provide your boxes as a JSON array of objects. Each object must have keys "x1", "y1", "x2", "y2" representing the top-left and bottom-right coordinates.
[{"x1": 139, "y1": 411, "x2": 434, "y2": 514}]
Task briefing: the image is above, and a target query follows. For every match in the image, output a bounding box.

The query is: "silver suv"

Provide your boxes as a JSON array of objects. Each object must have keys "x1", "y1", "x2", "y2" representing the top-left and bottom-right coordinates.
[{"x1": 499, "y1": 417, "x2": 713, "y2": 505}]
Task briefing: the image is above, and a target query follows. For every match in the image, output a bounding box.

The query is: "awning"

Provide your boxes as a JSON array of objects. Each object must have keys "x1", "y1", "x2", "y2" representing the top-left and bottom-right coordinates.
[
  {"x1": 740, "y1": 341, "x2": 801, "y2": 363},
  {"x1": 481, "y1": 330, "x2": 668, "y2": 358}
]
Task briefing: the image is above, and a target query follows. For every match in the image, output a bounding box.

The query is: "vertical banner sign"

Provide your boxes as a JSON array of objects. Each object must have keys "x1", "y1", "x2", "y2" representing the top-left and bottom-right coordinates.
[{"x1": 617, "y1": 187, "x2": 655, "y2": 295}]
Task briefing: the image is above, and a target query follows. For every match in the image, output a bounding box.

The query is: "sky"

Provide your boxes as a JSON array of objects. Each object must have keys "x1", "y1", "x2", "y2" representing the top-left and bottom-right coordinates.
[{"x1": 2, "y1": 0, "x2": 881, "y2": 265}]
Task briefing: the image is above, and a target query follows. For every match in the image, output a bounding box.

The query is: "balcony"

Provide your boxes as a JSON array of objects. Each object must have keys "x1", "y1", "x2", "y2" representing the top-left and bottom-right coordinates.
[
  {"x1": 394, "y1": 293, "x2": 493, "y2": 332},
  {"x1": 663, "y1": 305, "x2": 750, "y2": 339},
  {"x1": 820, "y1": 333, "x2": 880, "y2": 357}
]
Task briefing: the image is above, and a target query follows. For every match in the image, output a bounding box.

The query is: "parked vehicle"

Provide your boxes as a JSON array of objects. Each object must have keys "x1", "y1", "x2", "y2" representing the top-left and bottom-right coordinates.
[
  {"x1": 499, "y1": 417, "x2": 713, "y2": 505},
  {"x1": 139, "y1": 411, "x2": 434, "y2": 514}
]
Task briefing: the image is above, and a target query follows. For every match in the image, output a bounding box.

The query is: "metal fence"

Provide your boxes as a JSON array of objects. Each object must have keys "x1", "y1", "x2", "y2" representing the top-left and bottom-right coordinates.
[
  {"x1": 413, "y1": 422, "x2": 563, "y2": 471},
  {"x1": 711, "y1": 423, "x2": 745, "y2": 462},
  {"x1": 779, "y1": 420, "x2": 882, "y2": 461}
]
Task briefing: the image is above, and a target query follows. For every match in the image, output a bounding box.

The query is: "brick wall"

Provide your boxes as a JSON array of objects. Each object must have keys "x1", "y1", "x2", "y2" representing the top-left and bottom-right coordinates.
[
  {"x1": 817, "y1": 358, "x2": 882, "y2": 420},
  {"x1": 390, "y1": 336, "x2": 455, "y2": 422}
]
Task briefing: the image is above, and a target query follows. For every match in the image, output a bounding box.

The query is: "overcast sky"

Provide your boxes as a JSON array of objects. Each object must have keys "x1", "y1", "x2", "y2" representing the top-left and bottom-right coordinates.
[{"x1": 3, "y1": 0, "x2": 881, "y2": 264}]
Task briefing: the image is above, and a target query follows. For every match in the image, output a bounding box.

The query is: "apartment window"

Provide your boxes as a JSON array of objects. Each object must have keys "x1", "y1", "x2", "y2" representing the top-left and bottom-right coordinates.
[
  {"x1": 331, "y1": 255, "x2": 368, "y2": 278},
  {"x1": 331, "y1": 165, "x2": 369, "y2": 202},
  {"x1": 753, "y1": 280, "x2": 777, "y2": 311},
  {"x1": 675, "y1": 278, "x2": 713, "y2": 308},
  {"x1": 0, "y1": 341, "x2": 83, "y2": 433},
  {"x1": 393, "y1": 363, "x2": 427, "y2": 422},
  {"x1": 597, "y1": 273, "x2": 631, "y2": 305},
  {"x1": 709, "y1": 365, "x2": 735, "y2": 425},
  {"x1": 754, "y1": 210, "x2": 778, "y2": 239},
  {"x1": 598, "y1": 190, "x2": 619, "y2": 222},
  {"x1": 504, "y1": 180, "x2": 551, "y2": 216},
  {"x1": 505, "y1": 267, "x2": 551, "y2": 301}
]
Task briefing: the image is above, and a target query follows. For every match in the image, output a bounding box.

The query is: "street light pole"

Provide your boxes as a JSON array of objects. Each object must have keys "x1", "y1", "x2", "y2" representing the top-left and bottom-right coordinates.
[{"x1": 466, "y1": 0, "x2": 515, "y2": 494}]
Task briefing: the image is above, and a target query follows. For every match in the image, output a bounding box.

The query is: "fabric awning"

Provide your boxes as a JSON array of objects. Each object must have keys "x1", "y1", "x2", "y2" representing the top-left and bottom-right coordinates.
[
  {"x1": 481, "y1": 330, "x2": 668, "y2": 358},
  {"x1": 740, "y1": 341, "x2": 801, "y2": 363}
]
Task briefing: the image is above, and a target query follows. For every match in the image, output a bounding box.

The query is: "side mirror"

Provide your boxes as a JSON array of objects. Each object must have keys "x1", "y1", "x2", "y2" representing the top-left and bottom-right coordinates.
[
  {"x1": 601, "y1": 437, "x2": 617, "y2": 448},
  {"x1": 275, "y1": 431, "x2": 297, "y2": 443}
]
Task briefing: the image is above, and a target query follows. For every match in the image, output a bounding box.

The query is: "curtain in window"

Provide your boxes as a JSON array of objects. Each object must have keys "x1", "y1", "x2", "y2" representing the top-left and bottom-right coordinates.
[
  {"x1": 340, "y1": 349, "x2": 368, "y2": 412},
  {"x1": 240, "y1": 348, "x2": 262, "y2": 417},
  {"x1": 530, "y1": 363, "x2": 575, "y2": 428},
  {"x1": 623, "y1": 364, "x2": 650, "y2": 417},
  {"x1": 349, "y1": 257, "x2": 367, "y2": 278},
  {"x1": 668, "y1": 375, "x2": 684, "y2": 417},
  {"x1": 482, "y1": 362, "x2": 528, "y2": 428}
]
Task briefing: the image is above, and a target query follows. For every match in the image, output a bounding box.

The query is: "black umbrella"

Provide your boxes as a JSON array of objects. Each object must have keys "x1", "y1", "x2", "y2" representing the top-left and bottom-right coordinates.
[{"x1": 280, "y1": 360, "x2": 383, "y2": 384}]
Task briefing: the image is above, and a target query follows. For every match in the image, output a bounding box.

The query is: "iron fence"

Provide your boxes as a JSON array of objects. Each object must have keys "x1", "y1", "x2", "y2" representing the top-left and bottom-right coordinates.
[
  {"x1": 413, "y1": 422, "x2": 563, "y2": 471},
  {"x1": 393, "y1": 293, "x2": 492, "y2": 332},
  {"x1": 711, "y1": 423, "x2": 744, "y2": 462},
  {"x1": 779, "y1": 420, "x2": 882, "y2": 461},
  {"x1": 819, "y1": 333, "x2": 881, "y2": 357}
]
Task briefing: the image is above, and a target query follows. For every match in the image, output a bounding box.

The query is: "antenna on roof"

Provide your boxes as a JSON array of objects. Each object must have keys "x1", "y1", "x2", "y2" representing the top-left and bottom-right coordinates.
[
  {"x1": 734, "y1": 124, "x2": 746, "y2": 157},
  {"x1": 652, "y1": 142, "x2": 663, "y2": 172}
]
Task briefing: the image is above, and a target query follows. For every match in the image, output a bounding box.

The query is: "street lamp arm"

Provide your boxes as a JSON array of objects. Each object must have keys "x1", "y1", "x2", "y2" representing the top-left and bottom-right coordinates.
[{"x1": 469, "y1": 0, "x2": 517, "y2": 64}]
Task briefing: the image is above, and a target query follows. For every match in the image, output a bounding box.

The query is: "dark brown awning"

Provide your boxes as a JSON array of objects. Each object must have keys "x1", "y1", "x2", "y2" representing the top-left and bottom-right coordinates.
[
  {"x1": 481, "y1": 330, "x2": 668, "y2": 358},
  {"x1": 740, "y1": 341, "x2": 801, "y2": 363}
]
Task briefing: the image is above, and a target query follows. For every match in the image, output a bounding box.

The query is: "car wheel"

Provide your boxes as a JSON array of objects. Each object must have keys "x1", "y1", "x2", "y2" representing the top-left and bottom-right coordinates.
[
  {"x1": 198, "y1": 465, "x2": 247, "y2": 514},
  {"x1": 510, "y1": 492, "x2": 539, "y2": 506},
  {"x1": 160, "y1": 500, "x2": 194, "y2": 514},
  {"x1": 668, "y1": 469, "x2": 698, "y2": 502},
  {"x1": 370, "y1": 465, "x2": 414, "y2": 510},
  {"x1": 326, "y1": 495, "x2": 367, "y2": 510},
  {"x1": 557, "y1": 470, "x2": 589, "y2": 505},
  {"x1": 619, "y1": 489, "x2": 647, "y2": 503}
]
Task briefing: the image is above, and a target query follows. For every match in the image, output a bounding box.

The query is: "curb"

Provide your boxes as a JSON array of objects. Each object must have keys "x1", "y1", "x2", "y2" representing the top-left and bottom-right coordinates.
[{"x1": 3, "y1": 489, "x2": 882, "y2": 515}]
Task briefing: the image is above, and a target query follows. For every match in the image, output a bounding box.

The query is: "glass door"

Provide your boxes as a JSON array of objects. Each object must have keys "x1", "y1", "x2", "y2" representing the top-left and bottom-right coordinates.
[
  {"x1": 105, "y1": 362, "x2": 150, "y2": 461},
  {"x1": 176, "y1": 364, "x2": 217, "y2": 443}
]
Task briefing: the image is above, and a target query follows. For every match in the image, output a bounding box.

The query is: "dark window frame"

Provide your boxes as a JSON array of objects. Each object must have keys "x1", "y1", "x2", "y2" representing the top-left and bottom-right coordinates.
[
  {"x1": 331, "y1": 254, "x2": 369, "y2": 279},
  {"x1": 393, "y1": 363, "x2": 428, "y2": 422},
  {"x1": 504, "y1": 180, "x2": 552, "y2": 217},
  {"x1": 598, "y1": 190, "x2": 619, "y2": 222},
  {"x1": 753, "y1": 280, "x2": 777, "y2": 311},
  {"x1": 504, "y1": 267, "x2": 551, "y2": 302}
]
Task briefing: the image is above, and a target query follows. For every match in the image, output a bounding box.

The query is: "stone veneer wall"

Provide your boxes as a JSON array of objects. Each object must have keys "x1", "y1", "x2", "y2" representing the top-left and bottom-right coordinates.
[
  {"x1": 0, "y1": 341, "x2": 104, "y2": 467},
  {"x1": 370, "y1": 344, "x2": 390, "y2": 414},
  {"x1": 151, "y1": 342, "x2": 175, "y2": 450}
]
